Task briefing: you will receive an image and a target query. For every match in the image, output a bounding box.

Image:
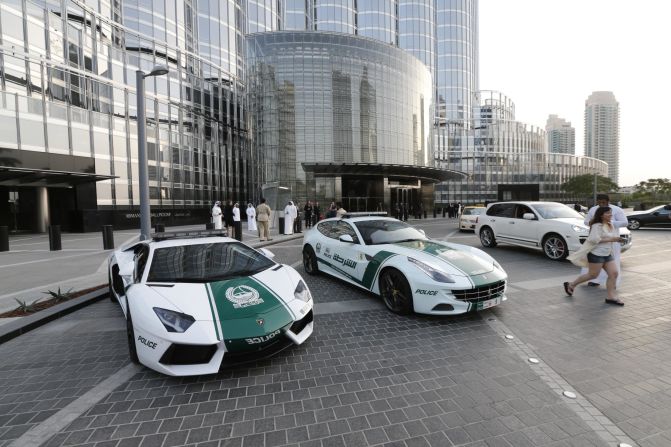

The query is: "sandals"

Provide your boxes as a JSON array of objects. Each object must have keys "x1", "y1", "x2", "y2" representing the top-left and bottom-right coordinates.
[
  {"x1": 563, "y1": 282, "x2": 574, "y2": 296},
  {"x1": 605, "y1": 298, "x2": 625, "y2": 306}
]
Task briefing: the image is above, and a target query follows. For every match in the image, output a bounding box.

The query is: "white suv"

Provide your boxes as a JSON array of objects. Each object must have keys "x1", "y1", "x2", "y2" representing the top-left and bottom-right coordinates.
[{"x1": 474, "y1": 201, "x2": 632, "y2": 261}]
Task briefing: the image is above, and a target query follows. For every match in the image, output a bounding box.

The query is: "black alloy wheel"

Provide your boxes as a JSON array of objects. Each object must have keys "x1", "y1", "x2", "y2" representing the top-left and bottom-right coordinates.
[
  {"x1": 126, "y1": 303, "x2": 139, "y2": 364},
  {"x1": 479, "y1": 227, "x2": 497, "y2": 247},
  {"x1": 379, "y1": 269, "x2": 413, "y2": 315},
  {"x1": 543, "y1": 234, "x2": 568, "y2": 260},
  {"x1": 628, "y1": 219, "x2": 641, "y2": 230},
  {"x1": 303, "y1": 246, "x2": 319, "y2": 275}
]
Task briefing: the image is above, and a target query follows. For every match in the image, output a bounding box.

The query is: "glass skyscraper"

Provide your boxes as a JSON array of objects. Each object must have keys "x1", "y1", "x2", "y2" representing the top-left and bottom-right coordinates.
[
  {"x1": 585, "y1": 91, "x2": 619, "y2": 184},
  {"x1": 0, "y1": 0, "x2": 609, "y2": 233},
  {"x1": 0, "y1": 0, "x2": 249, "y2": 231}
]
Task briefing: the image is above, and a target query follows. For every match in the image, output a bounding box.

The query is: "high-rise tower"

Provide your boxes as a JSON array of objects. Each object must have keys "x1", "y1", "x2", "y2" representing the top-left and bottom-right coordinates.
[
  {"x1": 546, "y1": 115, "x2": 576, "y2": 155},
  {"x1": 585, "y1": 92, "x2": 620, "y2": 184}
]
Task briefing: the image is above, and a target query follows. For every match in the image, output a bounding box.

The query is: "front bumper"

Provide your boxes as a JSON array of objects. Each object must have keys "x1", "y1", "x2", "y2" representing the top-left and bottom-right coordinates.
[
  {"x1": 135, "y1": 309, "x2": 314, "y2": 376},
  {"x1": 411, "y1": 278, "x2": 508, "y2": 315}
]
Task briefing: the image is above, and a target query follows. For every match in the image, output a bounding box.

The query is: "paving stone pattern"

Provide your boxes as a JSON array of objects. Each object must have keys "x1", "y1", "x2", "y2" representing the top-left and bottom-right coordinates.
[
  {"x1": 46, "y1": 308, "x2": 606, "y2": 447},
  {"x1": 490, "y1": 235, "x2": 671, "y2": 447},
  {"x1": 0, "y1": 301, "x2": 128, "y2": 447}
]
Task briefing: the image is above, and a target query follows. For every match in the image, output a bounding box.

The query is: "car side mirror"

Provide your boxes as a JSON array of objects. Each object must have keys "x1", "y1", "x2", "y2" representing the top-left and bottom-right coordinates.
[
  {"x1": 339, "y1": 234, "x2": 354, "y2": 243},
  {"x1": 522, "y1": 213, "x2": 535, "y2": 220},
  {"x1": 418, "y1": 229, "x2": 426, "y2": 236},
  {"x1": 118, "y1": 262, "x2": 134, "y2": 287},
  {"x1": 259, "y1": 247, "x2": 275, "y2": 259}
]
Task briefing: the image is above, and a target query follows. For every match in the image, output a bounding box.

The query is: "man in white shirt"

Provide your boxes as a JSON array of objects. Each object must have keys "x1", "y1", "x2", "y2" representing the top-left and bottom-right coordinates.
[{"x1": 583, "y1": 194, "x2": 628, "y2": 287}]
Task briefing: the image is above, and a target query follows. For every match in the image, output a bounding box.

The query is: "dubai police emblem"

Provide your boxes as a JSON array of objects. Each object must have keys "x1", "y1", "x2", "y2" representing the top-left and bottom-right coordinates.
[{"x1": 225, "y1": 285, "x2": 263, "y2": 308}]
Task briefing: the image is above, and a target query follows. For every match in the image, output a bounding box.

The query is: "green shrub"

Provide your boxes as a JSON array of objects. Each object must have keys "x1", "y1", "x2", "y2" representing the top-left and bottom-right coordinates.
[
  {"x1": 43, "y1": 287, "x2": 73, "y2": 303},
  {"x1": 14, "y1": 298, "x2": 42, "y2": 313}
]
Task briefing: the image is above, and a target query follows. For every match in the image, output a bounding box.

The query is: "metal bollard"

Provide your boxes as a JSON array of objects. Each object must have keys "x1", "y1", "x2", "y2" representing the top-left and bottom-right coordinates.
[
  {"x1": 296, "y1": 217, "x2": 302, "y2": 233},
  {"x1": 234, "y1": 221, "x2": 242, "y2": 241},
  {"x1": 433, "y1": 208, "x2": 437, "y2": 218},
  {"x1": 442, "y1": 208, "x2": 446, "y2": 218},
  {"x1": 102, "y1": 225, "x2": 115, "y2": 249},
  {"x1": 0, "y1": 226, "x2": 8, "y2": 252},
  {"x1": 48, "y1": 225, "x2": 62, "y2": 251},
  {"x1": 206, "y1": 222, "x2": 215, "y2": 230},
  {"x1": 278, "y1": 217, "x2": 285, "y2": 235},
  {"x1": 424, "y1": 210, "x2": 427, "y2": 219},
  {"x1": 155, "y1": 223, "x2": 165, "y2": 233}
]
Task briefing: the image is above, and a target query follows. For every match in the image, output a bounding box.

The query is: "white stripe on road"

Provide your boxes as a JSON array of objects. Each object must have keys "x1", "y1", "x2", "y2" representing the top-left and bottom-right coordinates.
[
  {"x1": 0, "y1": 250, "x2": 112, "y2": 269},
  {"x1": 8, "y1": 363, "x2": 143, "y2": 447}
]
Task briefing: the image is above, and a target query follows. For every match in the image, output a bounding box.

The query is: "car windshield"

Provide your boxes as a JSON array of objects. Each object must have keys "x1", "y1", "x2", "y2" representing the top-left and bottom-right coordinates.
[
  {"x1": 462, "y1": 208, "x2": 484, "y2": 216},
  {"x1": 354, "y1": 219, "x2": 426, "y2": 245},
  {"x1": 533, "y1": 204, "x2": 583, "y2": 219},
  {"x1": 147, "y1": 242, "x2": 275, "y2": 283}
]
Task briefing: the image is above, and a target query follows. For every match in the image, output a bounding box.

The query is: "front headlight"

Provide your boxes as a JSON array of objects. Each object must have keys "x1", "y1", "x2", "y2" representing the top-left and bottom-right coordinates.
[
  {"x1": 408, "y1": 257, "x2": 455, "y2": 283},
  {"x1": 153, "y1": 307, "x2": 195, "y2": 333},
  {"x1": 572, "y1": 225, "x2": 588, "y2": 233},
  {"x1": 294, "y1": 280, "x2": 312, "y2": 302}
]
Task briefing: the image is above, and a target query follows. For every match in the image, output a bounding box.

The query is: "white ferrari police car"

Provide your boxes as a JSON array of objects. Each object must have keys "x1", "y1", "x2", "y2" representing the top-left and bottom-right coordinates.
[
  {"x1": 108, "y1": 230, "x2": 313, "y2": 376},
  {"x1": 302, "y1": 214, "x2": 508, "y2": 315}
]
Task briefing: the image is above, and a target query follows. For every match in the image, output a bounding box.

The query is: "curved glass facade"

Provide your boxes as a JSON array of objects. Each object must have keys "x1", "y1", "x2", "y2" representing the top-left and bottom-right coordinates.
[
  {"x1": 0, "y1": 0, "x2": 248, "y2": 230},
  {"x1": 246, "y1": 31, "x2": 433, "y2": 205},
  {"x1": 313, "y1": 0, "x2": 356, "y2": 34}
]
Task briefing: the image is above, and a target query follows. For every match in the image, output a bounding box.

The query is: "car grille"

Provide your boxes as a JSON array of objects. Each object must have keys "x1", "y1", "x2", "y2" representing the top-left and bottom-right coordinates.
[
  {"x1": 159, "y1": 343, "x2": 218, "y2": 365},
  {"x1": 290, "y1": 310, "x2": 313, "y2": 335},
  {"x1": 452, "y1": 281, "x2": 506, "y2": 303}
]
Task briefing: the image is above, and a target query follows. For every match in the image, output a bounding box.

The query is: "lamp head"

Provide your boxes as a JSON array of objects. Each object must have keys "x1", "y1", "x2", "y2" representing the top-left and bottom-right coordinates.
[{"x1": 147, "y1": 65, "x2": 169, "y2": 77}]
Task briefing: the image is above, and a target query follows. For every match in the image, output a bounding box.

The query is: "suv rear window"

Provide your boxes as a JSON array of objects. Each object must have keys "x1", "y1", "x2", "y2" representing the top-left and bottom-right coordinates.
[{"x1": 486, "y1": 203, "x2": 515, "y2": 217}]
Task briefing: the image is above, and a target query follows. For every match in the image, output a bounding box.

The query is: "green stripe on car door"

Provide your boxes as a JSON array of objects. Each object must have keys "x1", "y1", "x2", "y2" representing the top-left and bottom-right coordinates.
[{"x1": 204, "y1": 283, "x2": 222, "y2": 341}]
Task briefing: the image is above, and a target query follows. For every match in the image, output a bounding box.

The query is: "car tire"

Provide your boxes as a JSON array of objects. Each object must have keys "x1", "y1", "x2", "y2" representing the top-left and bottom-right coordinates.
[
  {"x1": 628, "y1": 219, "x2": 641, "y2": 230},
  {"x1": 126, "y1": 302, "x2": 139, "y2": 364},
  {"x1": 379, "y1": 268, "x2": 413, "y2": 315},
  {"x1": 303, "y1": 245, "x2": 319, "y2": 275},
  {"x1": 542, "y1": 233, "x2": 568, "y2": 261},
  {"x1": 479, "y1": 227, "x2": 497, "y2": 247},
  {"x1": 108, "y1": 269, "x2": 116, "y2": 302}
]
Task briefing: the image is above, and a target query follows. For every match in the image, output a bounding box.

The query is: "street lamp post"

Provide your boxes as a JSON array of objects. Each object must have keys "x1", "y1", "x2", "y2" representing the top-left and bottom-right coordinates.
[{"x1": 136, "y1": 65, "x2": 169, "y2": 240}]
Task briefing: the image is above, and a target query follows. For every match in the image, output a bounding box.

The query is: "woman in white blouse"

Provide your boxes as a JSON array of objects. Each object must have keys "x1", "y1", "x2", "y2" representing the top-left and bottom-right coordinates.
[
  {"x1": 246, "y1": 203, "x2": 257, "y2": 232},
  {"x1": 565, "y1": 206, "x2": 624, "y2": 305}
]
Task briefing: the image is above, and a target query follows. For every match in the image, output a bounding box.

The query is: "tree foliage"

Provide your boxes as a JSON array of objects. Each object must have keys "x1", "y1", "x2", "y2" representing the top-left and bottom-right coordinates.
[
  {"x1": 561, "y1": 174, "x2": 619, "y2": 197},
  {"x1": 635, "y1": 178, "x2": 671, "y2": 194}
]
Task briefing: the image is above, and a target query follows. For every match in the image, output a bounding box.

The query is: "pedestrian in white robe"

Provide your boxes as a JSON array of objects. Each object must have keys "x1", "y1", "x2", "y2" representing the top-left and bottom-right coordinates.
[
  {"x1": 211, "y1": 201, "x2": 223, "y2": 229},
  {"x1": 284, "y1": 201, "x2": 297, "y2": 235},
  {"x1": 581, "y1": 194, "x2": 628, "y2": 287},
  {"x1": 246, "y1": 203, "x2": 257, "y2": 231}
]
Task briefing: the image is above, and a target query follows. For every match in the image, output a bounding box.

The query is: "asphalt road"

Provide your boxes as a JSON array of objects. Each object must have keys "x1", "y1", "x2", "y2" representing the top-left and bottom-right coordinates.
[{"x1": 1, "y1": 220, "x2": 670, "y2": 447}]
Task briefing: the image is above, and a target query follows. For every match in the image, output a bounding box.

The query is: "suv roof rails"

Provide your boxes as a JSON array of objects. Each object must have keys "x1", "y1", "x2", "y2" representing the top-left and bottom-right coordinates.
[
  {"x1": 152, "y1": 229, "x2": 228, "y2": 241},
  {"x1": 341, "y1": 212, "x2": 388, "y2": 219}
]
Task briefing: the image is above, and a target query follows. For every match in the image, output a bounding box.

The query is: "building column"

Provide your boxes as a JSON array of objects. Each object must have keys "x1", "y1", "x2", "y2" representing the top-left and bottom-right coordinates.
[
  {"x1": 383, "y1": 177, "x2": 390, "y2": 213},
  {"x1": 35, "y1": 187, "x2": 50, "y2": 233},
  {"x1": 335, "y1": 176, "x2": 342, "y2": 203}
]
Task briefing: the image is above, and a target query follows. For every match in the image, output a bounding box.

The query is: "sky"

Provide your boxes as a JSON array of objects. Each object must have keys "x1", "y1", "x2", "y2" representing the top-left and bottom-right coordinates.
[{"x1": 478, "y1": 0, "x2": 671, "y2": 186}]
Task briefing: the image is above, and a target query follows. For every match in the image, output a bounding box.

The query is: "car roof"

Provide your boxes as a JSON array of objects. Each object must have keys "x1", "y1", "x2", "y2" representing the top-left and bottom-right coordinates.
[
  {"x1": 321, "y1": 215, "x2": 399, "y2": 223},
  {"x1": 486, "y1": 201, "x2": 564, "y2": 207},
  {"x1": 149, "y1": 236, "x2": 238, "y2": 249}
]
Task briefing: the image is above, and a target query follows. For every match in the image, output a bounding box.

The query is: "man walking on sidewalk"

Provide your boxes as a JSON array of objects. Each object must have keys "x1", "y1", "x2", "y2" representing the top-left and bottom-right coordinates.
[{"x1": 256, "y1": 198, "x2": 272, "y2": 241}]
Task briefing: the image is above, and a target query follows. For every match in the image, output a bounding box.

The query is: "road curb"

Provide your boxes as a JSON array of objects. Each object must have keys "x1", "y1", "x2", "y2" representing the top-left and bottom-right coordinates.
[
  {"x1": 0, "y1": 287, "x2": 108, "y2": 345},
  {"x1": 0, "y1": 234, "x2": 304, "y2": 345}
]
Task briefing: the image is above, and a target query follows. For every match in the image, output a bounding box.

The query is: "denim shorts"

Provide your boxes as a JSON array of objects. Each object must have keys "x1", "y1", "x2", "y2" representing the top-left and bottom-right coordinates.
[{"x1": 587, "y1": 252, "x2": 614, "y2": 264}]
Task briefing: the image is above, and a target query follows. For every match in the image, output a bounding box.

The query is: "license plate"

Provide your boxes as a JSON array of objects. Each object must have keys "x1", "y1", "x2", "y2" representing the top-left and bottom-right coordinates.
[{"x1": 477, "y1": 296, "x2": 501, "y2": 310}]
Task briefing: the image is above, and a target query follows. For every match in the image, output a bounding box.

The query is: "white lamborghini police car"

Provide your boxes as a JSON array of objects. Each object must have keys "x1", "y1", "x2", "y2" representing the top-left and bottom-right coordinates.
[
  {"x1": 302, "y1": 213, "x2": 508, "y2": 315},
  {"x1": 108, "y1": 230, "x2": 313, "y2": 376}
]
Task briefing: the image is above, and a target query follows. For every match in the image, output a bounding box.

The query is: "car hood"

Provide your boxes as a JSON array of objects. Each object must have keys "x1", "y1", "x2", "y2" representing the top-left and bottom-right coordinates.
[
  {"x1": 148, "y1": 266, "x2": 298, "y2": 325},
  {"x1": 384, "y1": 240, "x2": 495, "y2": 277},
  {"x1": 546, "y1": 217, "x2": 587, "y2": 227},
  {"x1": 626, "y1": 210, "x2": 651, "y2": 217}
]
